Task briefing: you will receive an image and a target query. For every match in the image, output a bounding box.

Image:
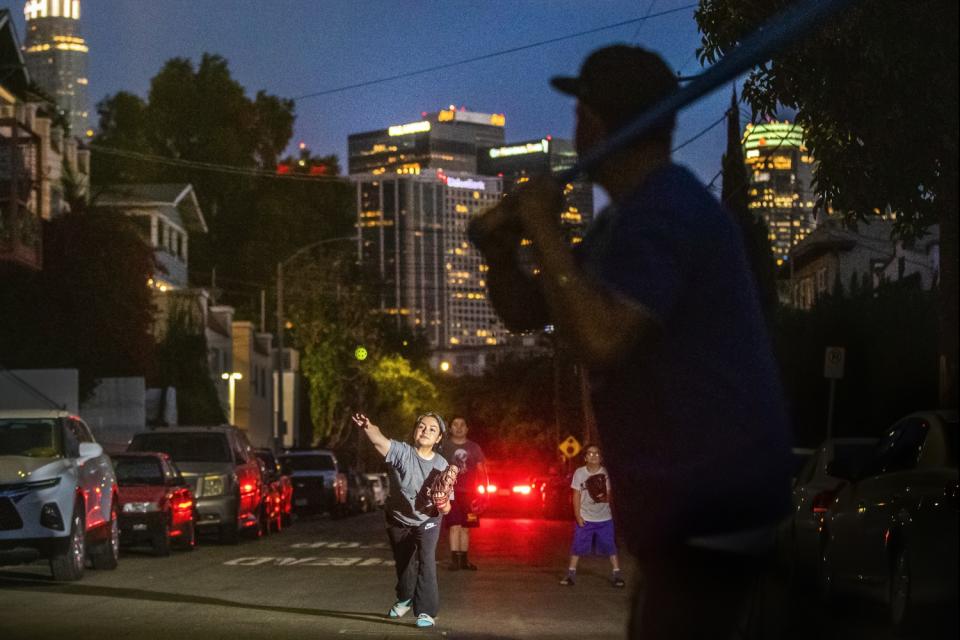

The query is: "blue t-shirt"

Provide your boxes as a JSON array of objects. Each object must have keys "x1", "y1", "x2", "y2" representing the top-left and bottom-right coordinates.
[{"x1": 576, "y1": 163, "x2": 793, "y2": 550}]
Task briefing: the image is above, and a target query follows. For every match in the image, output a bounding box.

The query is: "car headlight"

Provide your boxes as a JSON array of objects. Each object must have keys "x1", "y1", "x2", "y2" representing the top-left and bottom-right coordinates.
[
  {"x1": 202, "y1": 474, "x2": 226, "y2": 497},
  {"x1": 122, "y1": 502, "x2": 160, "y2": 513}
]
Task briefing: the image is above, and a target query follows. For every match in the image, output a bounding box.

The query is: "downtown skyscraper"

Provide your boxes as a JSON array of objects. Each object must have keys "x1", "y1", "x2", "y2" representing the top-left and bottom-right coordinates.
[
  {"x1": 22, "y1": 0, "x2": 89, "y2": 136},
  {"x1": 742, "y1": 121, "x2": 817, "y2": 267}
]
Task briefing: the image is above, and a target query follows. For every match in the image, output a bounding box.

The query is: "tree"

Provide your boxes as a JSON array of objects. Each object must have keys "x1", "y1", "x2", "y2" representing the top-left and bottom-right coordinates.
[
  {"x1": 697, "y1": 0, "x2": 958, "y2": 406},
  {"x1": 153, "y1": 307, "x2": 225, "y2": 425},
  {"x1": 721, "y1": 88, "x2": 778, "y2": 318},
  {"x1": 0, "y1": 212, "x2": 156, "y2": 399},
  {"x1": 91, "y1": 53, "x2": 356, "y2": 318}
]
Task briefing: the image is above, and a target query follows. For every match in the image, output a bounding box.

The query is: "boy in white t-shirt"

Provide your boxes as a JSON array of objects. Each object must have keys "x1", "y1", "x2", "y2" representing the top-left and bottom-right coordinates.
[{"x1": 560, "y1": 444, "x2": 625, "y2": 587}]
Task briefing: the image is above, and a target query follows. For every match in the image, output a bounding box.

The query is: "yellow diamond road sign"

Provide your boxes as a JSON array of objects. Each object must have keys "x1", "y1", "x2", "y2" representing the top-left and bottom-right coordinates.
[{"x1": 559, "y1": 436, "x2": 582, "y2": 460}]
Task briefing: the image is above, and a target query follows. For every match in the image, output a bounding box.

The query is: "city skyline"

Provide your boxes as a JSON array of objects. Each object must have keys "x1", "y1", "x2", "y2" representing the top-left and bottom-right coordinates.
[{"x1": 11, "y1": 1, "x2": 744, "y2": 191}]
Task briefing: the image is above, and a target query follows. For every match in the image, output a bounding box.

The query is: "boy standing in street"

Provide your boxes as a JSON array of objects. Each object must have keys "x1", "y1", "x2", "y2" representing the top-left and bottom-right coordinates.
[
  {"x1": 560, "y1": 444, "x2": 624, "y2": 588},
  {"x1": 440, "y1": 416, "x2": 488, "y2": 570}
]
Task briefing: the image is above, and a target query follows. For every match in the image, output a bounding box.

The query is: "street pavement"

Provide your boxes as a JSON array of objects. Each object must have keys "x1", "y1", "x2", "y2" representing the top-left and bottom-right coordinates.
[
  {"x1": 1, "y1": 509, "x2": 954, "y2": 639},
  {"x1": 0, "y1": 511, "x2": 632, "y2": 639}
]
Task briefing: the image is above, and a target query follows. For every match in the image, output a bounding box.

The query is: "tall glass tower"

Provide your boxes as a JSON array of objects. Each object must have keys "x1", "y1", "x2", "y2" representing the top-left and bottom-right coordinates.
[{"x1": 22, "y1": 0, "x2": 89, "y2": 136}]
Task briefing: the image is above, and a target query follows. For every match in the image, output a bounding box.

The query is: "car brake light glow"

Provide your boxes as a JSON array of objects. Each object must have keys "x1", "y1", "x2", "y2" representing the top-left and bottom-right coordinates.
[
  {"x1": 241, "y1": 482, "x2": 256, "y2": 495},
  {"x1": 486, "y1": 484, "x2": 497, "y2": 493},
  {"x1": 175, "y1": 500, "x2": 193, "y2": 511},
  {"x1": 477, "y1": 485, "x2": 485, "y2": 494},
  {"x1": 512, "y1": 485, "x2": 532, "y2": 495}
]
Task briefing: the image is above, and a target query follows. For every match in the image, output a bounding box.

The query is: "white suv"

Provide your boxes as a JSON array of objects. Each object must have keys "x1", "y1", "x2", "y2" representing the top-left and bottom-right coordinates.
[{"x1": 0, "y1": 410, "x2": 120, "y2": 580}]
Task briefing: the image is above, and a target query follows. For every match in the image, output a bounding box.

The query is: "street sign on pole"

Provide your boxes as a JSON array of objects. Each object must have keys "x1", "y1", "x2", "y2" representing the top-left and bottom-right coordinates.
[
  {"x1": 824, "y1": 346, "x2": 845, "y2": 439},
  {"x1": 824, "y1": 347, "x2": 846, "y2": 379},
  {"x1": 558, "y1": 435, "x2": 582, "y2": 460}
]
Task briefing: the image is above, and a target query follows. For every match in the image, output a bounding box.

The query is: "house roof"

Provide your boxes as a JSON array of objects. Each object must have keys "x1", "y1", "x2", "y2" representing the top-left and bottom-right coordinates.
[
  {"x1": 98, "y1": 183, "x2": 208, "y2": 234},
  {"x1": 0, "y1": 10, "x2": 31, "y2": 98},
  {"x1": 790, "y1": 219, "x2": 896, "y2": 271}
]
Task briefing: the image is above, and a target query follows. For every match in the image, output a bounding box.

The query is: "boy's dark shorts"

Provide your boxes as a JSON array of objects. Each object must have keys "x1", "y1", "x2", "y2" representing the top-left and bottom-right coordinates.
[{"x1": 445, "y1": 499, "x2": 480, "y2": 528}]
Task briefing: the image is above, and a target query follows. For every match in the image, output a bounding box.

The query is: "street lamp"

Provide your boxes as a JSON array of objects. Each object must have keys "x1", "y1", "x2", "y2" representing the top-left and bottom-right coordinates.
[
  {"x1": 275, "y1": 235, "x2": 359, "y2": 452},
  {"x1": 221, "y1": 372, "x2": 243, "y2": 425}
]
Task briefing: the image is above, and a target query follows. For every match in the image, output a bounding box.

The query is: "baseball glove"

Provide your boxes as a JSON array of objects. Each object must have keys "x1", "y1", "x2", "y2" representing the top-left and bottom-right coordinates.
[
  {"x1": 584, "y1": 473, "x2": 608, "y2": 503},
  {"x1": 430, "y1": 464, "x2": 459, "y2": 509}
]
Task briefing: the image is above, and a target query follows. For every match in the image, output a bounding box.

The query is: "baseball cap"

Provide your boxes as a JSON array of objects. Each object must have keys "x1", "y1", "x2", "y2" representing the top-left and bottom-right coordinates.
[{"x1": 551, "y1": 44, "x2": 679, "y2": 136}]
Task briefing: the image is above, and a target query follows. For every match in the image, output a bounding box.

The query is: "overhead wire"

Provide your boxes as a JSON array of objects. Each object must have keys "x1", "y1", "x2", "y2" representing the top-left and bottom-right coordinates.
[{"x1": 292, "y1": 5, "x2": 697, "y2": 101}]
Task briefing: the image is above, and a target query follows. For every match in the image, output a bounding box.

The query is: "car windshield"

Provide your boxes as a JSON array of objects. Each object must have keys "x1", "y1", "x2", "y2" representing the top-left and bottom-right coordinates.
[
  {"x1": 114, "y1": 458, "x2": 165, "y2": 485},
  {"x1": 832, "y1": 442, "x2": 876, "y2": 475},
  {"x1": 129, "y1": 433, "x2": 231, "y2": 463},
  {"x1": 279, "y1": 454, "x2": 334, "y2": 471},
  {"x1": 0, "y1": 419, "x2": 65, "y2": 458}
]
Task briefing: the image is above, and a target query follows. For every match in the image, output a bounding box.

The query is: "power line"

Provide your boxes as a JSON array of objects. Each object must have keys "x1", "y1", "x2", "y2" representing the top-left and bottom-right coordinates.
[
  {"x1": 88, "y1": 144, "x2": 350, "y2": 183},
  {"x1": 671, "y1": 110, "x2": 729, "y2": 153},
  {"x1": 293, "y1": 5, "x2": 697, "y2": 101}
]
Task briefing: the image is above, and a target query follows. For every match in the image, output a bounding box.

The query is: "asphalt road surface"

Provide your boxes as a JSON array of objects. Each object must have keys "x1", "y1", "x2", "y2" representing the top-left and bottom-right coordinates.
[{"x1": 1, "y1": 510, "x2": 954, "y2": 639}]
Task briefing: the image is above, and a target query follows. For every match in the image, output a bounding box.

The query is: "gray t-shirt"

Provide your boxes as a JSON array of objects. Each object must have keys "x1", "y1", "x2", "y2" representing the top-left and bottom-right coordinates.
[
  {"x1": 384, "y1": 440, "x2": 451, "y2": 526},
  {"x1": 571, "y1": 465, "x2": 613, "y2": 522}
]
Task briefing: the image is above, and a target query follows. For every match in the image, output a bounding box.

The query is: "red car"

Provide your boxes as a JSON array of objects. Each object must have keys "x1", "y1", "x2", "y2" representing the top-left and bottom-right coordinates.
[
  {"x1": 112, "y1": 452, "x2": 197, "y2": 555},
  {"x1": 255, "y1": 449, "x2": 293, "y2": 532}
]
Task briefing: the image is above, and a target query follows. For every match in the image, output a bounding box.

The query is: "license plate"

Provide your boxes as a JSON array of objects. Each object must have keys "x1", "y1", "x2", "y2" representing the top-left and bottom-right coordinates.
[
  {"x1": 133, "y1": 524, "x2": 147, "y2": 531},
  {"x1": 295, "y1": 498, "x2": 308, "y2": 506}
]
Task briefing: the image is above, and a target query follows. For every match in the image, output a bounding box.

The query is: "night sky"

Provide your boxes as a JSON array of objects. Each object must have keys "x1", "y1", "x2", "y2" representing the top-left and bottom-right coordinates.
[{"x1": 12, "y1": 1, "x2": 753, "y2": 192}]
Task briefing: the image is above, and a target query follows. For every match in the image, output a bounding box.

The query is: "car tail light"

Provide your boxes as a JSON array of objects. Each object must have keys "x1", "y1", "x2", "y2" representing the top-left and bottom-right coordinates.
[
  {"x1": 485, "y1": 484, "x2": 497, "y2": 494},
  {"x1": 477, "y1": 485, "x2": 485, "y2": 494},
  {"x1": 240, "y1": 482, "x2": 256, "y2": 496},
  {"x1": 174, "y1": 500, "x2": 193, "y2": 511},
  {"x1": 512, "y1": 485, "x2": 532, "y2": 495},
  {"x1": 811, "y1": 489, "x2": 839, "y2": 513}
]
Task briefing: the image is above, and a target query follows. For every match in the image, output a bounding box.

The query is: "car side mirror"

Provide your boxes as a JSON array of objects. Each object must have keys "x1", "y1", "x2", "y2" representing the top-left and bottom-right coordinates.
[{"x1": 78, "y1": 442, "x2": 103, "y2": 459}]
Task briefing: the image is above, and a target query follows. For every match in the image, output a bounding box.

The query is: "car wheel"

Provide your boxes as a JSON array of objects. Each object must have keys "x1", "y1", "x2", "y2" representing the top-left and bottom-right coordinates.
[
  {"x1": 152, "y1": 520, "x2": 172, "y2": 557},
  {"x1": 176, "y1": 521, "x2": 196, "y2": 551},
  {"x1": 889, "y1": 548, "x2": 915, "y2": 632},
  {"x1": 219, "y1": 507, "x2": 240, "y2": 545},
  {"x1": 50, "y1": 500, "x2": 85, "y2": 581},
  {"x1": 91, "y1": 500, "x2": 120, "y2": 570}
]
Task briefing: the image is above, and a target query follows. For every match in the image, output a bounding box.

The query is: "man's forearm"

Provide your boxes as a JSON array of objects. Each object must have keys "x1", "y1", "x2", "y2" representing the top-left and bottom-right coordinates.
[{"x1": 527, "y1": 222, "x2": 659, "y2": 369}]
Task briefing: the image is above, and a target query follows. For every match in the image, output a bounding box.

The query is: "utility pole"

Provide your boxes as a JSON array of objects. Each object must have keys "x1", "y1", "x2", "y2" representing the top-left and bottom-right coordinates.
[{"x1": 275, "y1": 262, "x2": 285, "y2": 453}]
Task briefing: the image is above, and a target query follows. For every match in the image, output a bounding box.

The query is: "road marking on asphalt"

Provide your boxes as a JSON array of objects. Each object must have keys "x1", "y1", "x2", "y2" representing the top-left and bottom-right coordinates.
[
  {"x1": 224, "y1": 556, "x2": 394, "y2": 567},
  {"x1": 290, "y1": 541, "x2": 389, "y2": 549}
]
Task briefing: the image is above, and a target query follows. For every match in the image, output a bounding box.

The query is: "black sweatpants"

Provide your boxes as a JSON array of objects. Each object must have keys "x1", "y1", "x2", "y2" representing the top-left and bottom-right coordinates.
[{"x1": 386, "y1": 516, "x2": 442, "y2": 617}]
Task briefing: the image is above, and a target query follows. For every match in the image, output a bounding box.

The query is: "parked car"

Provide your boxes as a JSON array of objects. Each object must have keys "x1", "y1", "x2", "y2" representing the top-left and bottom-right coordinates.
[
  {"x1": 788, "y1": 438, "x2": 877, "y2": 575},
  {"x1": 254, "y1": 448, "x2": 293, "y2": 533},
  {"x1": 346, "y1": 470, "x2": 375, "y2": 514},
  {"x1": 818, "y1": 410, "x2": 958, "y2": 632},
  {"x1": 112, "y1": 452, "x2": 196, "y2": 555},
  {"x1": 0, "y1": 410, "x2": 120, "y2": 581},
  {"x1": 480, "y1": 462, "x2": 543, "y2": 516},
  {"x1": 536, "y1": 466, "x2": 574, "y2": 520},
  {"x1": 128, "y1": 426, "x2": 263, "y2": 544},
  {"x1": 364, "y1": 472, "x2": 387, "y2": 507},
  {"x1": 278, "y1": 449, "x2": 347, "y2": 516}
]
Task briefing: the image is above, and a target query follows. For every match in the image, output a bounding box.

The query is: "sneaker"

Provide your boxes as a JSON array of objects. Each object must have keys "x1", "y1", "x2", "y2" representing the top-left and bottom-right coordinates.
[
  {"x1": 611, "y1": 575, "x2": 626, "y2": 588},
  {"x1": 388, "y1": 599, "x2": 412, "y2": 618},
  {"x1": 559, "y1": 575, "x2": 575, "y2": 586},
  {"x1": 416, "y1": 613, "x2": 436, "y2": 627}
]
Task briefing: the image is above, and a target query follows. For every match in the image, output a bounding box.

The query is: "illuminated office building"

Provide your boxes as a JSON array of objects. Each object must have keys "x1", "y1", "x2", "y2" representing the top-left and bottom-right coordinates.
[
  {"x1": 743, "y1": 121, "x2": 817, "y2": 266},
  {"x1": 478, "y1": 136, "x2": 594, "y2": 242},
  {"x1": 22, "y1": 0, "x2": 89, "y2": 136},
  {"x1": 353, "y1": 172, "x2": 508, "y2": 364},
  {"x1": 348, "y1": 106, "x2": 506, "y2": 176}
]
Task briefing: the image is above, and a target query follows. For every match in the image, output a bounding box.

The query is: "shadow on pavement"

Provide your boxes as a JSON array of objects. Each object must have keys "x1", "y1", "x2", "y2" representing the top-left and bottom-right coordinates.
[{"x1": 0, "y1": 572, "x2": 406, "y2": 628}]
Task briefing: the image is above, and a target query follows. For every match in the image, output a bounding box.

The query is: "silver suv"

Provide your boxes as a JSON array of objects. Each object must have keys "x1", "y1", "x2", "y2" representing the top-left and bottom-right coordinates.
[{"x1": 0, "y1": 410, "x2": 120, "y2": 580}]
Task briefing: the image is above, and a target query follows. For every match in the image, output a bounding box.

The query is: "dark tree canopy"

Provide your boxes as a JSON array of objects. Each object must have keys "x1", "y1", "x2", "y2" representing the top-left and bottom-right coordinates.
[
  {"x1": 0, "y1": 212, "x2": 157, "y2": 399},
  {"x1": 697, "y1": 0, "x2": 958, "y2": 406}
]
